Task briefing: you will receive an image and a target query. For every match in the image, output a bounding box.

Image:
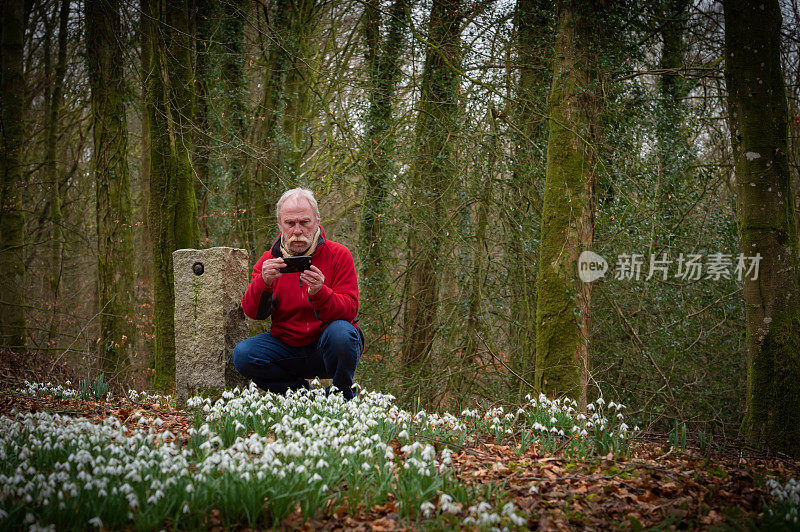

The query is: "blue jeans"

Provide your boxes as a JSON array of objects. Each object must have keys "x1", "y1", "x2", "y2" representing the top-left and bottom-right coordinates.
[{"x1": 232, "y1": 320, "x2": 362, "y2": 399}]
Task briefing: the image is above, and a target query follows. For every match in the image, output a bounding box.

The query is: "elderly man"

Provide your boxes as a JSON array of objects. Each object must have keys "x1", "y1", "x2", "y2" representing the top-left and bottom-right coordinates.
[{"x1": 233, "y1": 188, "x2": 362, "y2": 399}]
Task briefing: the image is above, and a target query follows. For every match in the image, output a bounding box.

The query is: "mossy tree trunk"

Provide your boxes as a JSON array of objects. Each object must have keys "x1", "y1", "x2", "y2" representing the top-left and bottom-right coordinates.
[
  {"x1": 464, "y1": 109, "x2": 498, "y2": 363},
  {"x1": 193, "y1": 0, "x2": 214, "y2": 243},
  {"x1": 249, "y1": 0, "x2": 294, "y2": 248},
  {"x1": 43, "y1": 0, "x2": 68, "y2": 344},
  {"x1": 138, "y1": 0, "x2": 154, "y2": 364},
  {"x1": 507, "y1": 0, "x2": 552, "y2": 389},
  {"x1": 219, "y1": 0, "x2": 249, "y2": 250},
  {"x1": 193, "y1": 0, "x2": 248, "y2": 249},
  {"x1": 655, "y1": 0, "x2": 691, "y2": 241},
  {"x1": 87, "y1": 0, "x2": 134, "y2": 379},
  {"x1": 723, "y1": 0, "x2": 800, "y2": 455},
  {"x1": 535, "y1": 0, "x2": 604, "y2": 407},
  {"x1": 360, "y1": 0, "x2": 406, "y2": 358},
  {"x1": 0, "y1": 0, "x2": 27, "y2": 352},
  {"x1": 281, "y1": 0, "x2": 320, "y2": 181},
  {"x1": 145, "y1": 0, "x2": 200, "y2": 393},
  {"x1": 401, "y1": 0, "x2": 462, "y2": 368}
]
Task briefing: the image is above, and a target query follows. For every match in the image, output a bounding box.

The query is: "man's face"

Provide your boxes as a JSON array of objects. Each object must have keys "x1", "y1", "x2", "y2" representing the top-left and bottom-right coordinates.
[{"x1": 279, "y1": 197, "x2": 319, "y2": 255}]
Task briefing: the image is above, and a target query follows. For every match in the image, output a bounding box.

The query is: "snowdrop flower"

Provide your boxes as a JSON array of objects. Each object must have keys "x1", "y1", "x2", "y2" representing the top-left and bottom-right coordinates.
[
  {"x1": 420, "y1": 501, "x2": 435, "y2": 518},
  {"x1": 439, "y1": 494, "x2": 462, "y2": 514},
  {"x1": 88, "y1": 517, "x2": 103, "y2": 528}
]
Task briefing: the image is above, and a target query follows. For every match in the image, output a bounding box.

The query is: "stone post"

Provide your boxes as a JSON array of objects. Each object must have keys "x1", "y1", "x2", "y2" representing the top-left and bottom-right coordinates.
[{"x1": 173, "y1": 247, "x2": 250, "y2": 401}]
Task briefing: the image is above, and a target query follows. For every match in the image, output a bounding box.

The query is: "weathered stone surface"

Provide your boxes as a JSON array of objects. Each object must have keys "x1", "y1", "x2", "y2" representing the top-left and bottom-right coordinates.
[{"x1": 173, "y1": 247, "x2": 249, "y2": 401}]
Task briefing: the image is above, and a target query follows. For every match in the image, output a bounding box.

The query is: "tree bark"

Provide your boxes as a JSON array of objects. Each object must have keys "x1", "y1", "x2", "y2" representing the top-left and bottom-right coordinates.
[
  {"x1": 507, "y1": 0, "x2": 551, "y2": 388},
  {"x1": 535, "y1": 0, "x2": 604, "y2": 406},
  {"x1": 145, "y1": 0, "x2": 200, "y2": 393},
  {"x1": 0, "y1": 0, "x2": 27, "y2": 352},
  {"x1": 43, "y1": 0, "x2": 68, "y2": 344},
  {"x1": 87, "y1": 0, "x2": 134, "y2": 380},
  {"x1": 464, "y1": 109, "x2": 497, "y2": 362},
  {"x1": 723, "y1": 0, "x2": 800, "y2": 455},
  {"x1": 655, "y1": 0, "x2": 691, "y2": 236},
  {"x1": 360, "y1": 0, "x2": 406, "y2": 358},
  {"x1": 249, "y1": 0, "x2": 294, "y2": 249},
  {"x1": 193, "y1": 0, "x2": 214, "y2": 243},
  {"x1": 219, "y1": 0, "x2": 249, "y2": 250},
  {"x1": 402, "y1": 0, "x2": 462, "y2": 367}
]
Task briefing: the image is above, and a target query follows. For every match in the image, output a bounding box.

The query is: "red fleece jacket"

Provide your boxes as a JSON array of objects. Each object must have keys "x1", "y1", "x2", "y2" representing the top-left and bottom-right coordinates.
[{"x1": 241, "y1": 227, "x2": 359, "y2": 346}]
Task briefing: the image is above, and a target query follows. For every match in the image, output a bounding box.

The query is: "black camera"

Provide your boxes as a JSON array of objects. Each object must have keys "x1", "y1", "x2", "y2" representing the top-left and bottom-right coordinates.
[{"x1": 282, "y1": 255, "x2": 312, "y2": 273}]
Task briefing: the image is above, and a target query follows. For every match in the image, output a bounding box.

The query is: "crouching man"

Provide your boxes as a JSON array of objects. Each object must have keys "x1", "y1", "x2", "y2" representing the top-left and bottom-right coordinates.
[{"x1": 233, "y1": 188, "x2": 363, "y2": 399}]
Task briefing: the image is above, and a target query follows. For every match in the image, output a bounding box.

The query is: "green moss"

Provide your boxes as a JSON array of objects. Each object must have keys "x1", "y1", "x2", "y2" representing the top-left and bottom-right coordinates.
[
  {"x1": 534, "y1": 4, "x2": 599, "y2": 402},
  {"x1": 186, "y1": 385, "x2": 223, "y2": 403},
  {"x1": 744, "y1": 306, "x2": 800, "y2": 455}
]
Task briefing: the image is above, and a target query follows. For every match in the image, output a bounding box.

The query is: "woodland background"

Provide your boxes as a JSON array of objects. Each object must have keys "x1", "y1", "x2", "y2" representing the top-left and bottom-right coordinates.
[{"x1": 1, "y1": 0, "x2": 799, "y2": 453}]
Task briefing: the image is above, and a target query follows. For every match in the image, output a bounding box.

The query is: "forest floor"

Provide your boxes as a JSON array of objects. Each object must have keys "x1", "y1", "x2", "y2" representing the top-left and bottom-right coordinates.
[{"x1": 1, "y1": 350, "x2": 798, "y2": 531}]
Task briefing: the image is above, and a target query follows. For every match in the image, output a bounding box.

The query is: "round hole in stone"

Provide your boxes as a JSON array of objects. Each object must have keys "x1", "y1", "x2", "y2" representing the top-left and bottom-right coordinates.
[{"x1": 192, "y1": 262, "x2": 204, "y2": 276}]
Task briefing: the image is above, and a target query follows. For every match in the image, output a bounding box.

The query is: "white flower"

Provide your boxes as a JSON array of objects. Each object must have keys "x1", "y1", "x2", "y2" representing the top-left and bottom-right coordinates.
[{"x1": 420, "y1": 501, "x2": 436, "y2": 518}]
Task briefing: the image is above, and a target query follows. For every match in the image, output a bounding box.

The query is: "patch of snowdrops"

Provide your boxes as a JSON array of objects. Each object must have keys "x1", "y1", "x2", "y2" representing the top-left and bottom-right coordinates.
[
  {"x1": 19, "y1": 380, "x2": 81, "y2": 399},
  {"x1": 3, "y1": 382, "x2": 534, "y2": 530},
  {"x1": 19, "y1": 379, "x2": 174, "y2": 406},
  {"x1": 462, "y1": 393, "x2": 638, "y2": 458},
  {"x1": 764, "y1": 477, "x2": 800, "y2": 526}
]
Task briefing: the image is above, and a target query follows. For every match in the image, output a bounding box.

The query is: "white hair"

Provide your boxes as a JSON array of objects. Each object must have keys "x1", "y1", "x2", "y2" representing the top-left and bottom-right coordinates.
[{"x1": 276, "y1": 187, "x2": 320, "y2": 222}]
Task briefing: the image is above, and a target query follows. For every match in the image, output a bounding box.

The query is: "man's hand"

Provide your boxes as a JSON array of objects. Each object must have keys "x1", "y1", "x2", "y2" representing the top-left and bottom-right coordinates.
[
  {"x1": 261, "y1": 258, "x2": 286, "y2": 286},
  {"x1": 300, "y1": 265, "x2": 325, "y2": 296}
]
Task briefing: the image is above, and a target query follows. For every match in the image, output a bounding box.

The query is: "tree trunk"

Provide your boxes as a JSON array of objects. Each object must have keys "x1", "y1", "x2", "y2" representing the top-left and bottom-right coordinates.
[
  {"x1": 655, "y1": 0, "x2": 691, "y2": 238},
  {"x1": 507, "y1": 0, "x2": 551, "y2": 388},
  {"x1": 360, "y1": 0, "x2": 406, "y2": 358},
  {"x1": 281, "y1": 0, "x2": 319, "y2": 180},
  {"x1": 249, "y1": 0, "x2": 294, "y2": 249},
  {"x1": 219, "y1": 0, "x2": 249, "y2": 250},
  {"x1": 535, "y1": 0, "x2": 604, "y2": 406},
  {"x1": 723, "y1": 0, "x2": 800, "y2": 455},
  {"x1": 87, "y1": 0, "x2": 134, "y2": 380},
  {"x1": 43, "y1": 0, "x2": 68, "y2": 344},
  {"x1": 0, "y1": 0, "x2": 27, "y2": 352},
  {"x1": 145, "y1": 0, "x2": 200, "y2": 393},
  {"x1": 193, "y1": 0, "x2": 214, "y2": 243},
  {"x1": 464, "y1": 109, "x2": 498, "y2": 362},
  {"x1": 139, "y1": 0, "x2": 154, "y2": 365},
  {"x1": 401, "y1": 0, "x2": 462, "y2": 367}
]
